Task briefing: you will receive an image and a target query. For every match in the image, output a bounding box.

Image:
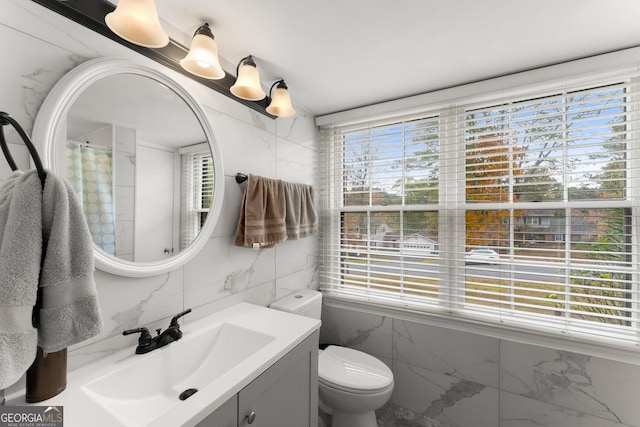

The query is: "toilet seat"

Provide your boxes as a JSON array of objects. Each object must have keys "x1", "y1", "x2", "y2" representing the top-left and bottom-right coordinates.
[{"x1": 318, "y1": 346, "x2": 393, "y2": 394}]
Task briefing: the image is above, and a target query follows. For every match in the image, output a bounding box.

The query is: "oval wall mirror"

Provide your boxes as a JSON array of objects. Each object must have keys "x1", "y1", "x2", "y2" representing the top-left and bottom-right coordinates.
[{"x1": 32, "y1": 57, "x2": 225, "y2": 277}]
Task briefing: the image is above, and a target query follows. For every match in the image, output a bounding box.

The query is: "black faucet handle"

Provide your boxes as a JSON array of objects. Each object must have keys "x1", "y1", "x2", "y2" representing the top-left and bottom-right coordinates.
[
  {"x1": 123, "y1": 327, "x2": 152, "y2": 344},
  {"x1": 169, "y1": 308, "x2": 192, "y2": 327}
]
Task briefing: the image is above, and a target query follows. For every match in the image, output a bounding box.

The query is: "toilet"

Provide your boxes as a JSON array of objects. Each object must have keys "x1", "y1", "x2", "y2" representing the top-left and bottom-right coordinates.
[{"x1": 270, "y1": 290, "x2": 394, "y2": 427}]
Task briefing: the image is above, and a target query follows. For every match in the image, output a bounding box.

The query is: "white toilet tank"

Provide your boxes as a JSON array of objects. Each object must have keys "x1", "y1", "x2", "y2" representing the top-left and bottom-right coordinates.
[{"x1": 270, "y1": 289, "x2": 322, "y2": 319}]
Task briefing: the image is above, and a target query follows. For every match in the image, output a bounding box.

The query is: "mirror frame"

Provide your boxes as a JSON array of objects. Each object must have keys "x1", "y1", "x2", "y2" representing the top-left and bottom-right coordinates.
[{"x1": 32, "y1": 57, "x2": 225, "y2": 277}]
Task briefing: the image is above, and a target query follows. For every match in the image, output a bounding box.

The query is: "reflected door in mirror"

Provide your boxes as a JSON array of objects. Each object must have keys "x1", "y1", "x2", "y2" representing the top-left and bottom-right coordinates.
[{"x1": 135, "y1": 144, "x2": 178, "y2": 262}]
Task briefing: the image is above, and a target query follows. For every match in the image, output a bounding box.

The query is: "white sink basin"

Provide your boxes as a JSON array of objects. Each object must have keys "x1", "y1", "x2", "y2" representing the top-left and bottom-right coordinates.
[
  {"x1": 16, "y1": 303, "x2": 320, "y2": 427},
  {"x1": 82, "y1": 323, "x2": 275, "y2": 426}
]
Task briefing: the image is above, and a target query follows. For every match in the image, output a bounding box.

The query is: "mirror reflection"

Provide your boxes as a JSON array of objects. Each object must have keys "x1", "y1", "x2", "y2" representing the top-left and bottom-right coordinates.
[{"x1": 65, "y1": 73, "x2": 213, "y2": 263}]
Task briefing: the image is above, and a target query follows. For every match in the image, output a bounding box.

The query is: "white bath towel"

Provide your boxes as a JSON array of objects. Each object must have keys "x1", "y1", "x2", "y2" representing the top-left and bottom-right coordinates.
[
  {"x1": 283, "y1": 181, "x2": 318, "y2": 240},
  {"x1": 37, "y1": 171, "x2": 102, "y2": 354},
  {"x1": 0, "y1": 171, "x2": 42, "y2": 388}
]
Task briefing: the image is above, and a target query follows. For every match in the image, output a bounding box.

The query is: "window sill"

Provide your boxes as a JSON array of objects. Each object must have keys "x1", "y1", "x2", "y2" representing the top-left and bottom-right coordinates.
[{"x1": 321, "y1": 291, "x2": 640, "y2": 366}]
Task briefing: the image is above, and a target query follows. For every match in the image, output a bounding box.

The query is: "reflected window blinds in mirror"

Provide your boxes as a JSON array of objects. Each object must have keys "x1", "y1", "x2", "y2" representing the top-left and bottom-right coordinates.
[
  {"x1": 32, "y1": 58, "x2": 225, "y2": 277},
  {"x1": 180, "y1": 143, "x2": 214, "y2": 250}
]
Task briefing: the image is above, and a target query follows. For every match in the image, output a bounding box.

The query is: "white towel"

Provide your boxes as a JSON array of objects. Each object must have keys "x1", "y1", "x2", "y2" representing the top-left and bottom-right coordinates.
[
  {"x1": 0, "y1": 171, "x2": 42, "y2": 388},
  {"x1": 283, "y1": 181, "x2": 318, "y2": 240},
  {"x1": 37, "y1": 171, "x2": 102, "y2": 354}
]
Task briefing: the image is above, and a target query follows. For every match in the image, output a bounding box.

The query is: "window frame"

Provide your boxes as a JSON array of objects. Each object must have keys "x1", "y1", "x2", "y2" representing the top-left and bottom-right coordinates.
[{"x1": 320, "y1": 62, "x2": 640, "y2": 356}]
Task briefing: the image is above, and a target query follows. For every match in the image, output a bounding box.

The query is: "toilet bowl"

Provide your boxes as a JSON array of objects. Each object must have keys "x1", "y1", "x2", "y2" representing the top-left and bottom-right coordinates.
[
  {"x1": 318, "y1": 345, "x2": 393, "y2": 427},
  {"x1": 270, "y1": 290, "x2": 394, "y2": 427}
]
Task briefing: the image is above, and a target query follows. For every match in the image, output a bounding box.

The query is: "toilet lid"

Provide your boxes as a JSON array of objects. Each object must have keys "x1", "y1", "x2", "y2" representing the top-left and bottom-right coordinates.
[{"x1": 318, "y1": 346, "x2": 393, "y2": 392}]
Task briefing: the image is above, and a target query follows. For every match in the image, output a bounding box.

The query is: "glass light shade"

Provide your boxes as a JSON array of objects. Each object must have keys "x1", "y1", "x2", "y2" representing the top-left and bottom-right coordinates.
[
  {"x1": 180, "y1": 24, "x2": 225, "y2": 80},
  {"x1": 266, "y1": 82, "x2": 295, "y2": 117},
  {"x1": 230, "y1": 59, "x2": 266, "y2": 101},
  {"x1": 105, "y1": 0, "x2": 169, "y2": 48}
]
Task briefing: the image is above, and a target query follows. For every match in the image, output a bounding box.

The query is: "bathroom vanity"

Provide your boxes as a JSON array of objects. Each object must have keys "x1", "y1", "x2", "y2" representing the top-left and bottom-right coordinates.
[
  {"x1": 197, "y1": 330, "x2": 318, "y2": 426},
  {"x1": 8, "y1": 303, "x2": 320, "y2": 427}
]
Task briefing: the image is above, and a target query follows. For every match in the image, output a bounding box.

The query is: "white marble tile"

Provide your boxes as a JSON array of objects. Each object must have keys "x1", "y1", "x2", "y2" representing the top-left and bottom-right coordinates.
[
  {"x1": 187, "y1": 280, "x2": 276, "y2": 324},
  {"x1": 274, "y1": 266, "x2": 319, "y2": 301},
  {"x1": 320, "y1": 305, "x2": 393, "y2": 359},
  {"x1": 114, "y1": 185, "x2": 134, "y2": 222},
  {"x1": 500, "y1": 340, "x2": 640, "y2": 425},
  {"x1": 275, "y1": 108, "x2": 319, "y2": 151},
  {"x1": 586, "y1": 355, "x2": 640, "y2": 426},
  {"x1": 206, "y1": 109, "x2": 277, "y2": 179},
  {"x1": 115, "y1": 126, "x2": 136, "y2": 154},
  {"x1": 276, "y1": 137, "x2": 319, "y2": 185},
  {"x1": 275, "y1": 236, "x2": 319, "y2": 278},
  {"x1": 0, "y1": 24, "x2": 79, "y2": 134},
  {"x1": 114, "y1": 150, "x2": 135, "y2": 188},
  {"x1": 212, "y1": 175, "x2": 243, "y2": 238},
  {"x1": 500, "y1": 390, "x2": 635, "y2": 427},
  {"x1": 393, "y1": 319, "x2": 499, "y2": 388},
  {"x1": 393, "y1": 360, "x2": 499, "y2": 427},
  {"x1": 114, "y1": 218, "x2": 134, "y2": 257},
  {"x1": 183, "y1": 235, "x2": 277, "y2": 309}
]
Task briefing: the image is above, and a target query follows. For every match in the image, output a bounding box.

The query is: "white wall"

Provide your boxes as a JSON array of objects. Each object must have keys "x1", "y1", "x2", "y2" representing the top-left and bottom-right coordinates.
[{"x1": 2, "y1": 0, "x2": 319, "y2": 395}]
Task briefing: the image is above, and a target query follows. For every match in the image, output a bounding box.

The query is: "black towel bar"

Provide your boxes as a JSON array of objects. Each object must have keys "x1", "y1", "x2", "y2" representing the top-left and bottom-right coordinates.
[{"x1": 235, "y1": 173, "x2": 248, "y2": 183}]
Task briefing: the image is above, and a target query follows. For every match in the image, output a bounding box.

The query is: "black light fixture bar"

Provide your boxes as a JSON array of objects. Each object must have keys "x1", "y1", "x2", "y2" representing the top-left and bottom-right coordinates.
[{"x1": 30, "y1": 0, "x2": 275, "y2": 119}]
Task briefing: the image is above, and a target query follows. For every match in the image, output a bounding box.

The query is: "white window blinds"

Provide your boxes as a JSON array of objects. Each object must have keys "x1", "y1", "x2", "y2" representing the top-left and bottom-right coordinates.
[
  {"x1": 321, "y1": 76, "x2": 640, "y2": 348},
  {"x1": 180, "y1": 147, "x2": 214, "y2": 249}
]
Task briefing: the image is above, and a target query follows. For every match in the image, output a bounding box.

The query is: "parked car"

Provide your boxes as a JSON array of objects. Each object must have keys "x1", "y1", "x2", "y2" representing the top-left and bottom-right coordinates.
[{"x1": 465, "y1": 248, "x2": 500, "y2": 264}]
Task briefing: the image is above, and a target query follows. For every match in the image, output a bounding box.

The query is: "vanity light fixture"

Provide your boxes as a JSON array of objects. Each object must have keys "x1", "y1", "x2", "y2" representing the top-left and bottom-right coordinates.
[
  {"x1": 266, "y1": 80, "x2": 295, "y2": 117},
  {"x1": 230, "y1": 55, "x2": 266, "y2": 101},
  {"x1": 105, "y1": 0, "x2": 169, "y2": 48},
  {"x1": 180, "y1": 23, "x2": 225, "y2": 80}
]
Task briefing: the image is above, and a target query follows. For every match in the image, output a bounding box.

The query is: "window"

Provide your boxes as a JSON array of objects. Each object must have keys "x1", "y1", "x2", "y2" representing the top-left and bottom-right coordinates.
[
  {"x1": 180, "y1": 145, "x2": 214, "y2": 249},
  {"x1": 321, "y1": 77, "x2": 640, "y2": 348},
  {"x1": 525, "y1": 217, "x2": 540, "y2": 226}
]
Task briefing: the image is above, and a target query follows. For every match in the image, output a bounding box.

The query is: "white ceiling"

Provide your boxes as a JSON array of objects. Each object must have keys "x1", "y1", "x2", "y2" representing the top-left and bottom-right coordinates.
[{"x1": 150, "y1": 0, "x2": 640, "y2": 117}]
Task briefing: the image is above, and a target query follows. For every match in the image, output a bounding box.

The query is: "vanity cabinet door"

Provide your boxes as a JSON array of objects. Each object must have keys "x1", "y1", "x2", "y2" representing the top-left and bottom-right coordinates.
[
  {"x1": 238, "y1": 331, "x2": 319, "y2": 427},
  {"x1": 196, "y1": 395, "x2": 237, "y2": 427}
]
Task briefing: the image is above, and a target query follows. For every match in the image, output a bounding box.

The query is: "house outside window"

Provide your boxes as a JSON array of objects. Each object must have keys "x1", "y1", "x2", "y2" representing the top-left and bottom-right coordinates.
[{"x1": 321, "y1": 75, "x2": 640, "y2": 349}]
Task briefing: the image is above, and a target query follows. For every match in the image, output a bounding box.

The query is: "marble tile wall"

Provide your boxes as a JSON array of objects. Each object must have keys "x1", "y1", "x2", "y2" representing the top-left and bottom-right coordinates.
[
  {"x1": 113, "y1": 126, "x2": 136, "y2": 261},
  {"x1": 321, "y1": 303, "x2": 640, "y2": 427},
  {"x1": 1, "y1": 0, "x2": 319, "y2": 396}
]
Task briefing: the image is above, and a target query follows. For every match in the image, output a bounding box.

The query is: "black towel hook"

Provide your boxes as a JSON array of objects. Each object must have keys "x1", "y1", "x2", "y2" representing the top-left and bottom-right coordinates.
[
  {"x1": 235, "y1": 173, "x2": 248, "y2": 184},
  {"x1": 0, "y1": 112, "x2": 46, "y2": 188}
]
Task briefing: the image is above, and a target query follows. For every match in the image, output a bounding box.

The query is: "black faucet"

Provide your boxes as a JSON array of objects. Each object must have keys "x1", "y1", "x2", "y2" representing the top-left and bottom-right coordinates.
[{"x1": 123, "y1": 309, "x2": 192, "y2": 354}]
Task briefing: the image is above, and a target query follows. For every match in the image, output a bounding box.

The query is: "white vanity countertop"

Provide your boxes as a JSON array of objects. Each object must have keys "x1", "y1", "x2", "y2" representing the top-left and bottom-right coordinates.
[{"x1": 8, "y1": 303, "x2": 320, "y2": 427}]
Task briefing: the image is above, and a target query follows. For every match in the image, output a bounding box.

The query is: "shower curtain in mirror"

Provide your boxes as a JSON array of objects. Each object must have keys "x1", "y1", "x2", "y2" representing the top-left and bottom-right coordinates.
[{"x1": 66, "y1": 142, "x2": 116, "y2": 255}]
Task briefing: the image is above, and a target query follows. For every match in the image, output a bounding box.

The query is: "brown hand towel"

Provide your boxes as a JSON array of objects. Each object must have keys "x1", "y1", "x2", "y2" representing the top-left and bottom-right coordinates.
[{"x1": 235, "y1": 174, "x2": 287, "y2": 248}]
